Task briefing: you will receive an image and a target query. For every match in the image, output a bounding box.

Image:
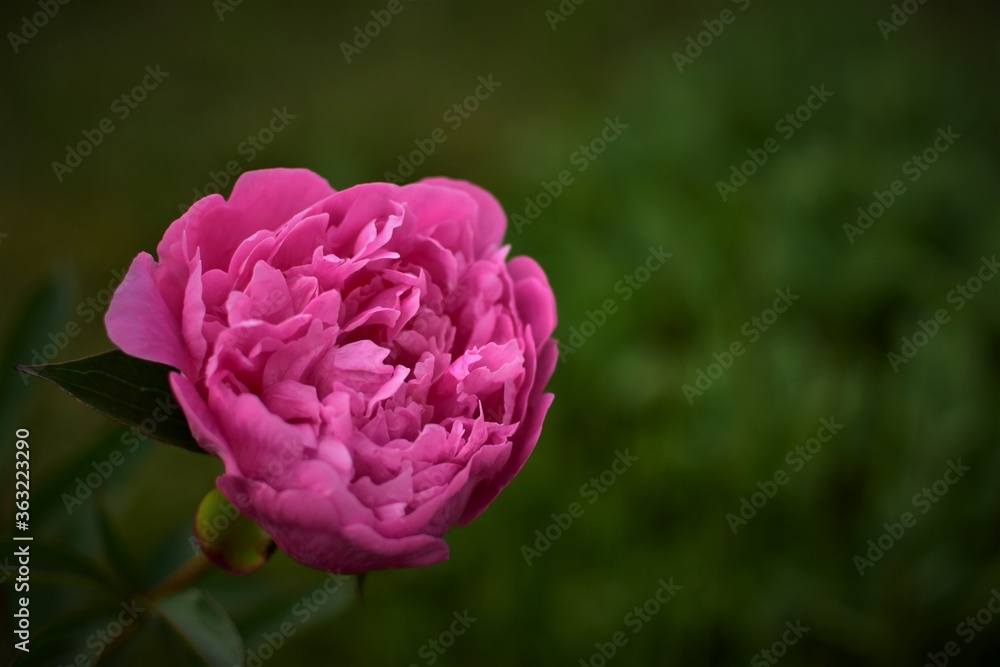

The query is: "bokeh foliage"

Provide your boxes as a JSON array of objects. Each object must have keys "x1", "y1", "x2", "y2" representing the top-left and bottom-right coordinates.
[{"x1": 1, "y1": 1, "x2": 998, "y2": 665}]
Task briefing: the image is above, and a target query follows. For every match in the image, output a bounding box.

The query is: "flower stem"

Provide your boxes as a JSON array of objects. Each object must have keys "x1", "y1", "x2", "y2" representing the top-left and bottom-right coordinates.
[
  {"x1": 148, "y1": 551, "x2": 213, "y2": 601},
  {"x1": 95, "y1": 553, "x2": 214, "y2": 666}
]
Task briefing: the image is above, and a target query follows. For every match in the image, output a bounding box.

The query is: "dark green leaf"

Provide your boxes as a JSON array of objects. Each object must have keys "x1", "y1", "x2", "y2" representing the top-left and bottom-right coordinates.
[
  {"x1": 11, "y1": 605, "x2": 121, "y2": 666},
  {"x1": 33, "y1": 428, "x2": 131, "y2": 521},
  {"x1": 16, "y1": 350, "x2": 204, "y2": 454},
  {"x1": 157, "y1": 589, "x2": 244, "y2": 667},
  {"x1": 26, "y1": 539, "x2": 124, "y2": 596},
  {"x1": 0, "y1": 267, "x2": 75, "y2": 436},
  {"x1": 0, "y1": 269, "x2": 75, "y2": 502},
  {"x1": 228, "y1": 563, "x2": 353, "y2": 641},
  {"x1": 97, "y1": 499, "x2": 145, "y2": 591}
]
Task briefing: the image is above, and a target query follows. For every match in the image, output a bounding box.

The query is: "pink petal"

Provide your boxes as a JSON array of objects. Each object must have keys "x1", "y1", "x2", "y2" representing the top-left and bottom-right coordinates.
[
  {"x1": 106, "y1": 253, "x2": 190, "y2": 373},
  {"x1": 419, "y1": 177, "x2": 507, "y2": 257},
  {"x1": 227, "y1": 168, "x2": 336, "y2": 231},
  {"x1": 169, "y1": 373, "x2": 234, "y2": 468},
  {"x1": 509, "y1": 256, "x2": 557, "y2": 348}
]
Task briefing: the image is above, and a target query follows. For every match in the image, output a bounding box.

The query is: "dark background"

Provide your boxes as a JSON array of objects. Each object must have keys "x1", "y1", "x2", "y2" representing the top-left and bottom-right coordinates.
[{"x1": 2, "y1": 1, "x2": 999, "y2": 665}]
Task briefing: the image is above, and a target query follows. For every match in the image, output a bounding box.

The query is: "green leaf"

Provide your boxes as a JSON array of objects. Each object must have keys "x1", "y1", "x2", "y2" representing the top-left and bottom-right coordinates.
[
  {"x1": 16, "y1": 350, "x2": 204, "y2": 454},
  {"x1": 157, "y1": 589, "x2": 244, "y2": 667},
  {"x1": 97, "y1": 499, "x2": 145, "y2": 591},
  {"x1": 0, "y1": 268, "x2": 75, "y2": 502},
  {"x1": 0, "y1": 267, "x2": 75, "y2": 436},
  {"x1": 33, "y1": 428, "x2": 131, "y2": 521},
  {"x1": 228, "y1": 563, "x2": 353, "y2": 640},
  {"x1": 194, "y1": 489, "x2": 275, "y2": 576},
  {"x1": 11, "y1": 604, "x2": 123, "y2": 666},
  {"x1": 27, "y1": 539, "x2": 124, "y2": 596}
]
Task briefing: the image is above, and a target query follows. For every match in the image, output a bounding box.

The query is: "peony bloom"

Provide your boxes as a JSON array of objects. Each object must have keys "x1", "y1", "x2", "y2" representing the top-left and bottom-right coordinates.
[{"x1": 106, "y1": 168, "x2": 557, "y2": 574}]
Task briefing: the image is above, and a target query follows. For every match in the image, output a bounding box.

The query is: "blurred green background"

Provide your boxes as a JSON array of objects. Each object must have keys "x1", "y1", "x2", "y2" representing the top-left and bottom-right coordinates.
[{"x1": 2, "y1": 1, "x2": 999, "y2": 665}]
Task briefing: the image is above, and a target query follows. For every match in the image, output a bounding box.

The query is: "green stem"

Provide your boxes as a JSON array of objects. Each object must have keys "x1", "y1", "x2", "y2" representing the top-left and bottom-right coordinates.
[
  {"x1": 148, "y1": 551, "x2": 213, "y2": 601},
  {"x1": 96, "y1": 553, "x2": 214, "y2": 665}
]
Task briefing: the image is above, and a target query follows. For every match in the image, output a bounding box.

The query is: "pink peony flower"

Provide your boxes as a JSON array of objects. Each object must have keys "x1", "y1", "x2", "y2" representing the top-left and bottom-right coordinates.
[{"x1": 106, "y1": 168, "x2": 557, "y2": 574}]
